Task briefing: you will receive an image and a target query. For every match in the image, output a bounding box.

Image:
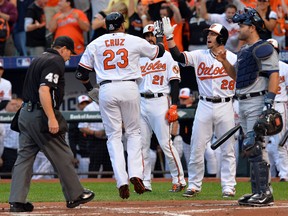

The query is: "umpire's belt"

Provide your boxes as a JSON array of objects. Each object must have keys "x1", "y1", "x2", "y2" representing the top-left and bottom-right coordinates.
[
  {"x1": 140, "y1": 93, "x2": 164, "y2": 98},
  {"x1": 236, "y1": 90, "x2": 267, "y2": 100},
  {"x1": 99, "y1": 79, "x2": 136, "y2": 86},
  {"x1": 199, "y1": 96, "x2": 231, "y2": 103},
  {"x1": 22, "y1": 102, "x2": 42, "y2": 111}
]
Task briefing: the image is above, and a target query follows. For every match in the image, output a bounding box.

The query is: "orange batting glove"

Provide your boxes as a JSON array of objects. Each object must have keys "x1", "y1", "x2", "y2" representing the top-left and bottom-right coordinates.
[{"x1": 165, "y1": 105, "x2": 178, "y2": 123}]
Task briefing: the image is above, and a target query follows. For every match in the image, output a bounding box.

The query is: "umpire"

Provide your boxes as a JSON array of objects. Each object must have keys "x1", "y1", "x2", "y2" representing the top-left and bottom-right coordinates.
[{"x1": 8, "y1": 36, "x2": 94, "y2": 212}]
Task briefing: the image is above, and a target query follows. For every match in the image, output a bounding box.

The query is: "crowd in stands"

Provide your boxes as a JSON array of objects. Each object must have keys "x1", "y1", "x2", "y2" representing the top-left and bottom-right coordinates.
[
  {"x1": 0, "y1": 0, "x2": 286, "y2": 57},
  {"x1": 0, "y1": 0, "x2": 287, "y2": 179}
]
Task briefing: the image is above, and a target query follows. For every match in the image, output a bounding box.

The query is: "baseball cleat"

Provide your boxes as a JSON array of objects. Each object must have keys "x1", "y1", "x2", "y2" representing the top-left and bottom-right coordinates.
[
  {"x1": 66, "y1": 189, "x2": 95, "y2": 208},
  {"x1": 169, "y1": 184, "x2": 186, "y2": 192},
  {"x1": 182, "y1": 189, "x2": 200, "y2": 197},
  {"x1": 246, "y1": 192, "x2": 274, "y2": 207},
  {"x1": 222, "y1": 188, "x2": 236, "y2": 198},
  {"x1": 130, "y1": 177, "x2": 145, "y2": 194},
  {"x1": 9, "y1": 202, "x2": 34, "y2": 212},
  {"x1": 119, "y1": 184, "x2": 130, "y2": 199}
]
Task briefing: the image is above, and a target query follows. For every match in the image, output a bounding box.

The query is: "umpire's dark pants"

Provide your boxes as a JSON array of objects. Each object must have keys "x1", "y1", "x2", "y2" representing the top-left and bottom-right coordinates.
[{"x1": 9, "y1": 108, "x2": 84, "y2": 203}]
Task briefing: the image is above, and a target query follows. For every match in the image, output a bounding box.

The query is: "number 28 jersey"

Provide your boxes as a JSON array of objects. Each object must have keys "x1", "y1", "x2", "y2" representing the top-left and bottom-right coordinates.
[
  {"x1": 183, "y1": 49, "x2": 237, "y2": 97},
  {"x1": 79, "y1": 32, "x2": 160, "y2": 84}
]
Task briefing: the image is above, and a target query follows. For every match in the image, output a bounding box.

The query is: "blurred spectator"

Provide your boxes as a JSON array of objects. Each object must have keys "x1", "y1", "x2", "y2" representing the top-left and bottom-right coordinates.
[
  {"x1": 44, "y1": 0, "x2": 59, "y2": 26},
  {"x1": 272, "y1": 2, "x2": 287, "y2": 50},
  {"x1": 68, "y1": 94, "x2": 91, "y2": 178},
  {"x1": 78, "y1": 99, "x2": 113, "y2": 178},
  {"x1": 0, "y1": 0, "x2": 18, "y2": 56},
  {"x1": 90, "y1": 0, "x2": 109, "y2": 22},
  {"x1": 187, "y1": 0, "x2": 210, "y2": 51},
  {"x1": 0, "y1": 61, "x2": 12, "y2": 111},
  {"x1": 159, "y1": 0, "x2": 184, "y2": 51},
  {"x1": 13, "y1": 0, "x2": 34, "y2": 56},
  {"x1": 90, "y1": 0, "x2": 127, "y2": 41},
  {"x1": 240, "y1": 0, "x2": 257, "y2": 8},
  {"x1": 0, "y1": 98, "x2": 22, "y2": 179},
  {"x1": 206, "y1": 0, "x2": 228, "y2": 14},
  {"x1": 200, "y1": 0, "x2": 242, "y2": 53},
  {"x1": 25, "y1": 0, "x2": 48, "y2": 56},
  {"x1": 128, "y1": 0, "x2": 152, "y2": 37},
  {"x1": 48, "y1": 0, "x2": 90, "y2": 55},
  {"x1": 256, "y1": 0, "x2": 277, "y2": 40}
]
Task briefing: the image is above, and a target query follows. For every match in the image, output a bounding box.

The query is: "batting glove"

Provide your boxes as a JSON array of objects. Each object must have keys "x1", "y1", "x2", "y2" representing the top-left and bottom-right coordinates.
[
  {"x1": 165, "y1": 105, "x2": 178, "y2": 123},
  {"x1": 153, "y1": 20, "x2": 164, "y2": 38},
  {"x1": 88, "y1": 88, "x2": 99, "y2": 103},
  {"x1": 162, "y1": 16, "x2": 177, "y2": 40}
]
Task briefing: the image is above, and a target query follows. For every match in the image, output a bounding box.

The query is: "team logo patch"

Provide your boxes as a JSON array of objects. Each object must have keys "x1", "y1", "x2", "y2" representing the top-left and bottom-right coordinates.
[{"x1": 172, "y1": 65, "x2": 180, "y2": 74}]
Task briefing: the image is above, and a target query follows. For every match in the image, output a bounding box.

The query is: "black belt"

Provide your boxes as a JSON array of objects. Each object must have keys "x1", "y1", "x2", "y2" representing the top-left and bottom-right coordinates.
[
  {"x1": 140, "y1": 93, "x2": 164, "y2": 98},
  {"x1": 99, "y1": 79, "x2": 136, "y2": 86},
  {"x1": 199, "y1": 96, "x2": 231, "y2": 103},
  {"x1": 22, "y1": 102, "x2": 42, "y2": 111},
  {"x1": 236, "y1": 90, "x2": 267, "y2": 100}
]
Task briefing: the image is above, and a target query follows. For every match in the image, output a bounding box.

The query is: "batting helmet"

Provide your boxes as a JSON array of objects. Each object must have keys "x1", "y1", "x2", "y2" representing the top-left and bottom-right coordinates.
[
  {"x1": 143, "y1": 24, "x2": 155, "y2": 36},
  {"x1": 204, "y1": 23, "x2": 228, "y2": 45},
  {"x1": 232, "y1": 7, "x2": 265, "y2": 32},
  {"x1": 105, "y1": 12, "x2": 125, "y2": 31}
]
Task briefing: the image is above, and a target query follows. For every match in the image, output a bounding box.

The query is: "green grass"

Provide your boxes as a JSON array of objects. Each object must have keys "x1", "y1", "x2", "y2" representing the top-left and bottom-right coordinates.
[{"x1": 1, "y1": 180, "x2": 288, "y2": 203}]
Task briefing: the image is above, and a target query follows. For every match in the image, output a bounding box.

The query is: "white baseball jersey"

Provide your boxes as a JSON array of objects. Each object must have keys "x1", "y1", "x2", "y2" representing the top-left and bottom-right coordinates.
[
  {"x1": 0, "y1": 78, "x2": 12, "y2": 101},
  {"x1": 78, "y1": 101, "x2": 105, "y2": 131},
  {"x1": 183, "y1": 49, "x2": 237, "y2": 97},
  {"x1": 138, "y1": 51, "x2": 180, "y2": 94},
  {"x1": 79, "y1": 32, "x2": 160, "y2": 83},
  {"x1": 275, "y1": 61, "x2": 288, "y2": 102}
]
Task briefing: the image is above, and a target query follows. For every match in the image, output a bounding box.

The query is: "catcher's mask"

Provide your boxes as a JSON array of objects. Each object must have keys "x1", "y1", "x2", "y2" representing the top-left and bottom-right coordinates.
[{"x1": 253, "y1": 109, "x2": 283, "y2": 136}]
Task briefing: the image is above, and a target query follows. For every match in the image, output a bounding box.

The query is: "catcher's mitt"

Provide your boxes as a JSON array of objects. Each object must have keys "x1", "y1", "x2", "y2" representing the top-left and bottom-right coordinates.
[{"x1": 253, "y1": 108, "x2": 283, "y2": 136}]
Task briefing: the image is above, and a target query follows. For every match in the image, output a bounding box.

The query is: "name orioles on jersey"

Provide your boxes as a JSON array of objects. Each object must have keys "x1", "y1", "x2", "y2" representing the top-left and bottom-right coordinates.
[
  {"x1": 138, "y1": 51, "x2": 180, "y2": 94},
  {"x1": 183, "y1": 49, "x2": 237, "y2": 97}
]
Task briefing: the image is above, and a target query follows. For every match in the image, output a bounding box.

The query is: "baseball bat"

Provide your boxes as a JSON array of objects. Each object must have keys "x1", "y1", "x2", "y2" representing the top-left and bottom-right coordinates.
[
  {"x1": 211, "y1": 124, "x2": 241, "y2": 150},
  {"x1": 279, "y1": 130, "x2": 288, "y2": 147}
]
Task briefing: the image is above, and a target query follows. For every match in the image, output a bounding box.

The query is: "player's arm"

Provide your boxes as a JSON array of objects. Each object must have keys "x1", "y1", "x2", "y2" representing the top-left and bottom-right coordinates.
[
  {"x1": 170, "y1": 79, "x2": 180, "y2": 105},
  {"x1": 200, "y1": 0, "x2": 210, "y2": 21}
]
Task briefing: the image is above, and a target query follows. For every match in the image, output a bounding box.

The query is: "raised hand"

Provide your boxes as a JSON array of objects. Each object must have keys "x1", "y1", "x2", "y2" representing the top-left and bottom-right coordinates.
[
  {"x1": 153, "y1": 20, "x2": 164, "y2": 38},
  {"x1": 162, "y1": 16, "x2": 177, "y2": 40}
]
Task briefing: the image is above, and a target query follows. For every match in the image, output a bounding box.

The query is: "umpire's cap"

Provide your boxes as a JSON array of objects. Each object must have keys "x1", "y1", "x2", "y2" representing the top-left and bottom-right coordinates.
[
  {"x1": 232, "y1": 7, "x2": 265, "y2": 32},
  {"x1": 105, "y1": 12, "x2": 125, "y2": 31},
  {"x1": 52, "y1": 36, "x2": 76, "y2": 54}
]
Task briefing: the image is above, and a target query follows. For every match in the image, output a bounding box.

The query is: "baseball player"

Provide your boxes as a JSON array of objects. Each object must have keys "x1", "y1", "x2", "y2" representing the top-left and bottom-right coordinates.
[
  {"x1": 216, "y1": 8, "x2": 279, "y2": 206},
  {"x1": 75, "y1": 12, "x2": 165, "y2": 199},
  {"x1": 162, "y1": 18, "x2": 237, "y2": 198},
  {"x1": 266, "y1": 39, "x2": 288, "y2": 180},
  {"x1": 0, "y1": 61, "x2": 12, "y2": 111},
  {"x1": 139, "y1": 24, "x2": 186, "y2": 192}
]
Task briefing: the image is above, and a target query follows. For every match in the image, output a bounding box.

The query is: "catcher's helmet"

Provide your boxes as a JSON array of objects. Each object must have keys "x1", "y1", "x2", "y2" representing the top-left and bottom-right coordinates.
[
  {"x1": 204, "y1": 23, "x2": 228, "y2": 45},
  {"x1": 253, "y1": 109, "x2": 283, "y2": 136},
  {"x1": 105, "y1": 12, "x2": 125, "y2": 31},
  {"x1": 232, "y1": 7, "x2": 265, "y2": 32}
]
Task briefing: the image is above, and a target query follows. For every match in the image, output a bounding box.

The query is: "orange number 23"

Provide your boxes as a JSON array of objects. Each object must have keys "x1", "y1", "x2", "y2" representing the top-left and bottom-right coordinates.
[{"x1": 103, "y1": 48, "x2": 128, "y2": 70}]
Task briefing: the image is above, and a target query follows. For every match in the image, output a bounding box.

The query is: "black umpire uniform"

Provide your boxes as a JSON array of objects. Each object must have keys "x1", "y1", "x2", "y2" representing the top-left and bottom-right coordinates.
[{"x1": 9, "y1": 36, "x2": 94, "y2": 212}]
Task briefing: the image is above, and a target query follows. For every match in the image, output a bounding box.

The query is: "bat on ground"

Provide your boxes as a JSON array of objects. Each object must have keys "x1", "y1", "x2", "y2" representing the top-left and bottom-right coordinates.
[{"x1": 279, "y1": 130, "x2": 288, "y2": 147}]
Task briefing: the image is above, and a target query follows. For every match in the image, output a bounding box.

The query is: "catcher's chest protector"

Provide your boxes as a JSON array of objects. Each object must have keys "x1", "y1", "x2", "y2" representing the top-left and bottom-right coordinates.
[{"x1": 236, "y1": 41, "x2": 264, "y2": 89}]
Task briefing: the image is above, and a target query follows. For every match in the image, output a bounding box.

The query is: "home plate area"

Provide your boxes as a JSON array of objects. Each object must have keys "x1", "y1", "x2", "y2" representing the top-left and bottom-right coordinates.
[{"x1": 1, "y1": 200, "x2": 288, "y2": 215}]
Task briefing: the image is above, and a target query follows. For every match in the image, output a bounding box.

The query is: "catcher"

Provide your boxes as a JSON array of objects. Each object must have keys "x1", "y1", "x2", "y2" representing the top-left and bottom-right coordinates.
[{"x1": 215, "y1": 8, "x2": 280, "y2": 207}]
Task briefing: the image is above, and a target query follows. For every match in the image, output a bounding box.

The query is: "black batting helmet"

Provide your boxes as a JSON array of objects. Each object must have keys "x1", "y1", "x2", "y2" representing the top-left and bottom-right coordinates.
[
  {"x1": 232, "y1": 7, "x2": 265, "y2": 32},
  {"x1": 105, "y1": 12, "x2": 125, "y2": 31},
  {"x1": 204, "y1": 23, "x2": 229, "y2": 45}
]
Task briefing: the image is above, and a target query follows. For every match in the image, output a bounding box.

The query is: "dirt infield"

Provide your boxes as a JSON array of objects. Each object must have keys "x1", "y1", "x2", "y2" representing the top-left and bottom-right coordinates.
[
  {"x1": 1, "y1": 200, "x2": 288, "y2": 215},
  {"x1": 1, "y1": 178, "x2": 288, "y2": 215}
]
